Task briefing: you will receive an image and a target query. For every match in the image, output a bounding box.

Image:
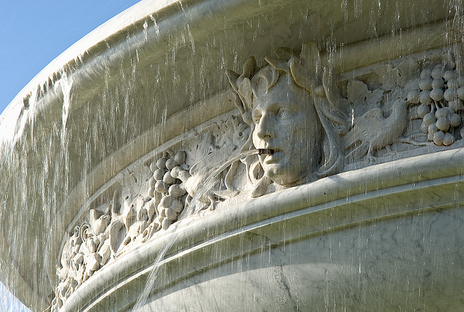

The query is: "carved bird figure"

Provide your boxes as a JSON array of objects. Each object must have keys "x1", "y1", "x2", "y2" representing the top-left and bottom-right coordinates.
[
  {"x1": 89, "y1": 208, "x2": 111, "y2": 236},
  {"x1": 344, "y1": 98, "x2": 410, "y2": 162}
]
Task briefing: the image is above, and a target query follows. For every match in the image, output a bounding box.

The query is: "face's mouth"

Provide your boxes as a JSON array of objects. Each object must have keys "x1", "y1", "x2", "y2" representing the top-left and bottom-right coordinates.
[
  {"x1": 258, "y1": 148, "x2": 275, "y2": 155},
  {"x1": 258, "y1": 148, "x2": 284, "y2": 165}
]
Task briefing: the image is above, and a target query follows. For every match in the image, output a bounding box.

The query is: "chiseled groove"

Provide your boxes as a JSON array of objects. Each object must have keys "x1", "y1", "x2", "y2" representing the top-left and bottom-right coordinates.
[
  {"x1": 65, "y1": 172, "x2": 464, "y2": 311},
  {"x1": 39, "y1": 17, "x2": 461, "y2": 297}
]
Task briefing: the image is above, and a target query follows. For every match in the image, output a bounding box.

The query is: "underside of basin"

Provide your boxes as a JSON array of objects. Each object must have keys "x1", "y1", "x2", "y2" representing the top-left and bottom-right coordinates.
[
  {"x1": 1, "y1": 1, "x2": 464, "y2": 312},
  {"x1": 61, "y1": 149, "x2": 464, "y2": 311}
]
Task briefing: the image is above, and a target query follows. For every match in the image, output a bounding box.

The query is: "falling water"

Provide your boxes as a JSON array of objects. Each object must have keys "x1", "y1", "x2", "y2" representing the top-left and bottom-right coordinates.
[
  {"x1": 187, "y1": 148, "x2": 268, "y2": 213},
  {"x1": 130, "y1": 148, "x2": 268, "y2": 311},
  {"x1": 4, "y1": 0, "x2": 464, "y2": 311},
  {"x1": 131, "y1": 233, "x2": 178, "y2": 311}
]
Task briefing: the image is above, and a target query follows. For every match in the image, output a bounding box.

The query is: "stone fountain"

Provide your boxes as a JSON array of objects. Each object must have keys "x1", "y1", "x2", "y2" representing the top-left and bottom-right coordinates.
[{"x1": 2, "y1": 0, "x2": 464, "y2": 311}]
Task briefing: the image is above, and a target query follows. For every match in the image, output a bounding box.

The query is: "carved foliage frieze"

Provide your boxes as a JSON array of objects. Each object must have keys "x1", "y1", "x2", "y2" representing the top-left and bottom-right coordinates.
[{"x1": 52, "y1": 43, "x2": 464, "y2": 310}]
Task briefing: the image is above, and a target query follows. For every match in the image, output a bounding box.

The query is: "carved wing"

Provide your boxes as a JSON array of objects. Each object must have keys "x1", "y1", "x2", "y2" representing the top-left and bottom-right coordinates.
[{"x1": 345, "y1": 107, "x2": 383, "y2": 149}]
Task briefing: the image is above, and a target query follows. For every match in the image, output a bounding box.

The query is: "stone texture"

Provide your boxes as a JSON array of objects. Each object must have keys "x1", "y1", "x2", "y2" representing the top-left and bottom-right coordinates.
[{"x1": 0, "y1": 0, "x2": 463, "y2": 311}]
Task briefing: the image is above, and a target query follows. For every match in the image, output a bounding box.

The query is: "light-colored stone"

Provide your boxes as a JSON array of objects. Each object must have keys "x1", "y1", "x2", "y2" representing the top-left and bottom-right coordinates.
[
  {"x1": 59, "y1": 148, "x2": 464, "y2": 311},
  {"x1": 1, "y1": 0, "x2": 464, "y2": 311},
  {"x1": 53, "y1": 41, "x2": 464, "y2": 309}
]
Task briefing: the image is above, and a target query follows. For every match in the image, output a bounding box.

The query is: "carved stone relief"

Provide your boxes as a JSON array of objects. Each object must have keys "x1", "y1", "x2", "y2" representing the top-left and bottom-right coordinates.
[
  {"x1": 51, "y1": 115, "x2": 252, "y2": 310},
  {"x1": 342, "y1": 46, "x2": 464, "y2": 166},
  {"x1": 227, "y1": 42, "x2": 348, "y2": 196},
  {"x1": 51, "y1": 43, "x2": 464, "y2": 310}
]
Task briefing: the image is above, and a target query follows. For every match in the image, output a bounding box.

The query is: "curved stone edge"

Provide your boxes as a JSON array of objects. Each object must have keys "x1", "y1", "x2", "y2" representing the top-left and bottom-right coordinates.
[
  {"x1": 0, "y1": 0, "x2": 177, "y2": 121},
  {"x1": 43, "y1": 90, "x2": 237, "y2": 289},
  {"x1": 0, "y1": 0, "x2": 295, "y2": 148},
  {"x1": 44, "y1": 19, "x2": 461, "y2": 288},
  {"x1": 0, "y1": 1, "x2": 458, "y2": 308},
  {"x1": 61, "y1": 147, "x2": 464, "y2": 311}
]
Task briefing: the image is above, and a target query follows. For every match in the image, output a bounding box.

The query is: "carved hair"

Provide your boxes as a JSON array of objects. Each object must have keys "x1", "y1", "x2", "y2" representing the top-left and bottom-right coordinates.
[{"x1": 227, "y1": 42, "x2": 347, "y2": 179}]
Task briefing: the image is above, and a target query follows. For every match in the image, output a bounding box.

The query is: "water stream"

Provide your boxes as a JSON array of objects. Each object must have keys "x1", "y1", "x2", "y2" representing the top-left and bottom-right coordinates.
[
  {"x1": 131, "y1": 148, "x2": 270, "y2": 310},
  {"x1": 4, "y1": 1, "x2": 463, "y2": 311},
  {"x1": 131, "y1": 233, "x2": 178, "y2": 311},
  {"x1": 186, "y1": 148, "x2": 269, "y2": 213}
]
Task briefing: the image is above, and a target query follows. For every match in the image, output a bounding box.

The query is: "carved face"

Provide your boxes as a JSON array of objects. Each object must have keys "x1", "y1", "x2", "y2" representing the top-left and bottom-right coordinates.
[{"x1": 252, "y1": 72, "x2": 322, "y2": 185}]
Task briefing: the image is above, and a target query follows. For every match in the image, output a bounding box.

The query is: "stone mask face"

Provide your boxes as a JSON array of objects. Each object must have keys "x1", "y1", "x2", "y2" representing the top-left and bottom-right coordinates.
[{"x1": 251, "y1": 72, "x2": 322, "y2": 186}]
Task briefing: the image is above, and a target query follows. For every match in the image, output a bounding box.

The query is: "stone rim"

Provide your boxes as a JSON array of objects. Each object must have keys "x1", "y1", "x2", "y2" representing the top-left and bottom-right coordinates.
[{"x1": 61, "y1": 147, "x2": 464, "y2": 311}]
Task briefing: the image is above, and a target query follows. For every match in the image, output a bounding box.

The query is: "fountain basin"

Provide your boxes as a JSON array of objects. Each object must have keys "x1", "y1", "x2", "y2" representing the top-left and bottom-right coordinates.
[
  {"x1": 0, "y1": 0, "x2": 463, "y2": 311},
  {"x1": 63, "y1": 148, "x2": 464, "y2": 311}
]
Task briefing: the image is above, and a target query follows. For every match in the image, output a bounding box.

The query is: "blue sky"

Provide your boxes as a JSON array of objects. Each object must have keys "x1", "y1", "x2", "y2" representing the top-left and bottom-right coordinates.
[
  {"x1": 0, "y1": 283, "x2": 31, "y2": 312},
  {"x1": 0, "y1": 1, "x2": 141, "y2": 309},
  {"x1": 0, "y1": 0, "x2": 141, "y2": 116}
]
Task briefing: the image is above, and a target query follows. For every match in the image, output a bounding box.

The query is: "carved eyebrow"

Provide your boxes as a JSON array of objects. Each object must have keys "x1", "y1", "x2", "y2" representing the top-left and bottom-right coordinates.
[
  {"x1": 256, "y1": 101, "x2": 280, "y2": 112},
  {"x1": 253, "y1": 99, "x2": 299, "y2": 117},
  {"x1": 272, "y1": 102, "x2": 299, "y2": 113}
]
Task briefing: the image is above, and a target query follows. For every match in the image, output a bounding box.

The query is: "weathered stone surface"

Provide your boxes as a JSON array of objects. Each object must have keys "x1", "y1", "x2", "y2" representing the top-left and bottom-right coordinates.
[{"x1": 1, "y1": 0, "x2": 463, "y2": 311}]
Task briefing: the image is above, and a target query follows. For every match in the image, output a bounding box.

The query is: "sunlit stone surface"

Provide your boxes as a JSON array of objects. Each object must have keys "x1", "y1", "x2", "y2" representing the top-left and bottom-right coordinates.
[{"x1": 1, "y1": 0, "x2": 464, "y2": 311}]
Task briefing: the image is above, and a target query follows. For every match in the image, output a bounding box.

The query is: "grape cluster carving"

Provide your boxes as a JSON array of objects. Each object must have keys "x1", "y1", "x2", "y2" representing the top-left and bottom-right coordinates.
[
  {"x1": 411, "y1": 65, "x2": 464, "y2": 146},
  {"x1": 148, "y1": 150, "x2": 190, "y2": 231}
]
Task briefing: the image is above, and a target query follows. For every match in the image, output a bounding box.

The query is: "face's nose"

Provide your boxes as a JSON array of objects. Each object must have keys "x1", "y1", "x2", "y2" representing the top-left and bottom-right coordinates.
[{"x1": 254, "y1": 113, "x2": 273, "y2": 141}]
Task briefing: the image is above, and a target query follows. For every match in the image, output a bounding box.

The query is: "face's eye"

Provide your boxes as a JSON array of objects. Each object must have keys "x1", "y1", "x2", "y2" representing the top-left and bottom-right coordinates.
[
  {"x1": 252, "y1": 112, "x2": 261, "y2": 124},
  {"x1": 277, "y1": 107, "x2": 292, "y2": 119}
]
